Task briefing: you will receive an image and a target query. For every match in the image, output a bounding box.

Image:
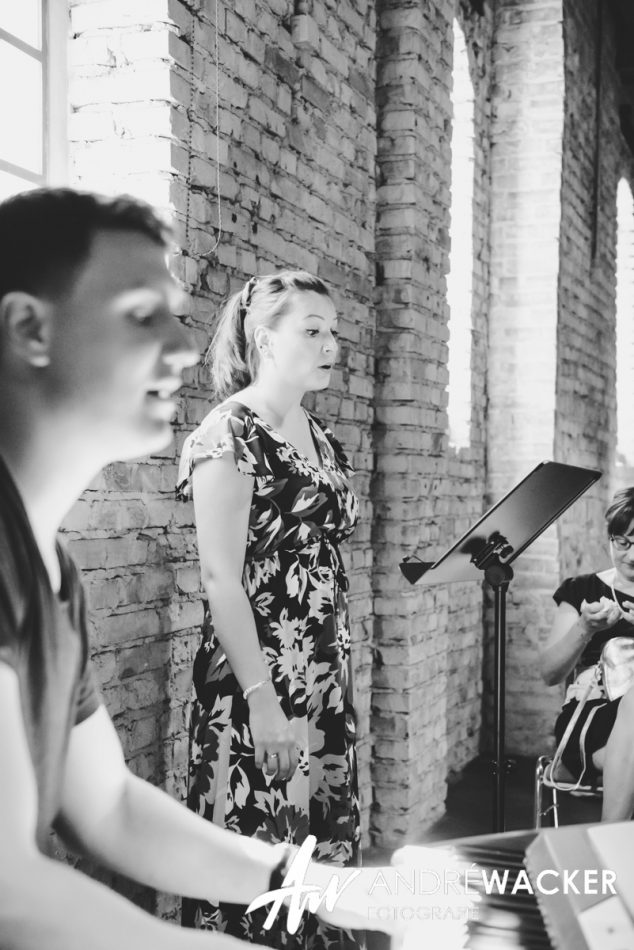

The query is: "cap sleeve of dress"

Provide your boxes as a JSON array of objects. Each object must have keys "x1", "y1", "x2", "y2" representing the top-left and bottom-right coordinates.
[
  {"x1": 552, "y1": 575, "x2": 597, "y2": 612},
  {"x1": 177, "y1": 403, "x2": 273, "y2": 500}
]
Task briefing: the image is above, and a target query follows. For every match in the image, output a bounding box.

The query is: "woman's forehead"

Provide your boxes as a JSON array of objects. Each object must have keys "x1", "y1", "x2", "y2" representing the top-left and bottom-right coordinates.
[{"x1": 287, "y1": 290, "x2": 337, "y2": 320}]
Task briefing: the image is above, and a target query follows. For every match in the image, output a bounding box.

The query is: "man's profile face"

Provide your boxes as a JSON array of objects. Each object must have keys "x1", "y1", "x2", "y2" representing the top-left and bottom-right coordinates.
[{"x1": 47, "y1": 229, "x2": 198, "y2": 462}]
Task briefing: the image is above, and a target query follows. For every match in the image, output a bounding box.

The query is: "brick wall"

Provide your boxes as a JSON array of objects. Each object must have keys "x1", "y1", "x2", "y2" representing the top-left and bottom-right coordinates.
[
  {"x1": 556, "y1": 0, "x2": 634, "y2": 531},
  {"x1": 170, "y1": 0, "x2": 379, "y2": 840},
  {"x1": 372, "y1": 0, "x2": 494, "y2": 846},
  {"x1": 444, "y1": 0, "x2": 495, "y2": 779},
  {"x1": 62, "y1": 0, "x2": 198, "y2": 915},
  {"x1": 486, "y1": 0, "x2": 566, "y2": 756},
  {"x1": 487, "y1": 0, "x2": 634, "y2": 756},
  {"x1": 57, "y1": 0, "x2": 634, "y2": 897},
  {"x1": 65, "y1": 0, "x2": 379, "y2": 889}
]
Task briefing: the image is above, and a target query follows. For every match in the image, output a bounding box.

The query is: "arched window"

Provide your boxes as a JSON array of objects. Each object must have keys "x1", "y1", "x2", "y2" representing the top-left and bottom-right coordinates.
[
  {"x1": 616, "y1": 177, "x2": 634, "y2": 480},
  {"x1": 446, "y1": 19, "x2": 475, "y2": 451},
  {"x1": 0, "y1": 0, "x2": 67, "y2": 200}
]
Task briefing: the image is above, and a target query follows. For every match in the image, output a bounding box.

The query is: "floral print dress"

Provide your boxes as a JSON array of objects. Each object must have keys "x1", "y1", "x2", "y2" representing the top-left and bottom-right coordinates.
[{"x1": 177, "y1": 401, "x2": 361, "y2": 949}]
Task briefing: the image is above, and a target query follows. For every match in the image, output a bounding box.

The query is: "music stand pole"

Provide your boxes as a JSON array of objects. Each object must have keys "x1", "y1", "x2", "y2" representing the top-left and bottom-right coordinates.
[{"x1": 485, "y1": 561, "x2": 513, "y2": 832}]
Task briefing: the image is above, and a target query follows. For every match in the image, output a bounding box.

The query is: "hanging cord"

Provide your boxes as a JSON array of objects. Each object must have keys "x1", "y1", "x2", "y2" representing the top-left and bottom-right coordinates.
[
  {"x1": 184, "y1": 12, "x2": 195, "y2": 253},
  {"x1": 210, "y1": 0, "x2": 222, "y2": 251},
  {"x1": 185, "y1": 0, "x2": 223, "y2": 255}
]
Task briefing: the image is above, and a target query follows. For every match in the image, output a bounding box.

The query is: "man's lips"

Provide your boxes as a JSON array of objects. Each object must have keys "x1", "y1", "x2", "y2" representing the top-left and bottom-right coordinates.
[{"x1": 146, "y1": 379, "x2": 181, "y2": 398}]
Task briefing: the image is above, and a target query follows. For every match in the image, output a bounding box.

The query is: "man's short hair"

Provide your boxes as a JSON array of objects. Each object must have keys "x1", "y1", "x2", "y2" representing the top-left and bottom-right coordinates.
[{"x1": 0, "y1": 188, "x2": 173, "y2": 302}]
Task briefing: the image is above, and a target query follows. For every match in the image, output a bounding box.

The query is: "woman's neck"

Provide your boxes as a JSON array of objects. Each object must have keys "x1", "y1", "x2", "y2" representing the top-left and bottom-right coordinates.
[
  {"x1": 235, "y1": 384, "x2": 304, "y2": 429},
  {"x1": 607, "y1": 566, "x2": 634, "y2": 595}
]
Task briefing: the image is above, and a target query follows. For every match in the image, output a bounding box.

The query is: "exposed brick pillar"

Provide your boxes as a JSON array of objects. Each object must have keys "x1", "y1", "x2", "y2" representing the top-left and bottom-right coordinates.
[
  {"x1": 67, "y1": 0, "x2": 381, "y2": 866},
  {"x1": 555, "y1": 0, "x2": 620, "y2": 523},
  {"x1": 372, "y1": 0, "x2": 456, "y2": 846},
  {"x1": 68, "y1": 1, "x2": 175, "y2": 206},
  {"x1": 486, "y1": 0, "x2": 566, "y2": 754},
  {"x1": 65, "y1": 0, "x2": 200, "y2": 918}
]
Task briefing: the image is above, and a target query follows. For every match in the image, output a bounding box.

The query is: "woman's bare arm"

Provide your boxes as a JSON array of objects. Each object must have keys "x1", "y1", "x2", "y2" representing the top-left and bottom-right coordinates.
[
  {"x1": 192, "y1": 456, "x2": 297, "y2": 778},
  {"x1": 540, "y1": 598, "x2": 620, "y2": 685}
]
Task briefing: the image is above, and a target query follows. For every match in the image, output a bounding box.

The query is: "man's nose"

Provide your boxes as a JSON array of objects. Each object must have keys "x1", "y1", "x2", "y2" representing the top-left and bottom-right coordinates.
[{"x1": 164, "y1": 318, "x2": 199, "y2": 371}]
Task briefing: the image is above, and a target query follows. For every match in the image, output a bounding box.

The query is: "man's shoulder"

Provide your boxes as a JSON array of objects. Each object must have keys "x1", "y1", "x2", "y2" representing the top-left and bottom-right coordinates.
[{"x1": 0, "y1": 486, "x2": 36, "y2": 653}]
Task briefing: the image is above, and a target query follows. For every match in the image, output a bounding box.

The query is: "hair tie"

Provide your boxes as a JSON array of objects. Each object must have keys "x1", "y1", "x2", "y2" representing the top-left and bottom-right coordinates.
[{"x1": 239, "y1": 276, "x2": 259, "y2": 324}]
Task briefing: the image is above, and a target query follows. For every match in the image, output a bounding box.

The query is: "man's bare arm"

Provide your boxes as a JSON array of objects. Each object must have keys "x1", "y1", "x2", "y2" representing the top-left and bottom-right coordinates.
[
  {"x1": 0, "y1": 664, "x2": 260, "y2": 950},
  {"x1": 56, "y1": 704, "x2": 279, "y2": 904}
]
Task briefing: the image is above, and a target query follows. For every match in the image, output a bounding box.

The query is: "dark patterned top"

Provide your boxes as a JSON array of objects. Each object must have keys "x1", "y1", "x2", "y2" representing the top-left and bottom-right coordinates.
[
  {"x1": 554, "y1": 573, "x2": 634, "y2": 667},
  {"x1": 0, "y1": 456, "x2": 100, "y2": 850},
  {"x1": 177, "y1": 401, "x2": 359, "y2": 719}
]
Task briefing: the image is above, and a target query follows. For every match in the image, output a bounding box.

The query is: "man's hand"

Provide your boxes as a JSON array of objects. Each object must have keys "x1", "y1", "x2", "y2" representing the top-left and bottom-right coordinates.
[{"x1": 280, "y1": 841, "x2": 476, "y2": 946}]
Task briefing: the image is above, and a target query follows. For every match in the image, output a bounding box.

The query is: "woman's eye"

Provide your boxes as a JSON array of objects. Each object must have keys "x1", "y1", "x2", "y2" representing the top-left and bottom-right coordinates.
[
  {"x1": 331, "y1": 330, "x2": 339, "y2": 341},
  {"x1": 306, "y1": 328, "x2": 319, "y2": 336}
]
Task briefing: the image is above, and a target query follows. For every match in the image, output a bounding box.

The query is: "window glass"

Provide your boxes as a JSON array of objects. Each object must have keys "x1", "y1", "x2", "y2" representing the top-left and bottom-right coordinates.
[
  {"x1": 0, "y1": 1, "x2": 42, "y2": 49},
  {"x1": 0, "y1": 39, "x2": 43, "y2": 175},
  {"x1": 446, "y1": 20, "x2": 475, "y2": 451},
  {"x1": 615, "y1": 177, "x2": 634, "y2": 484},
  {"x1": 0, "y1": 170, "x2": 36, "y2": 202}
]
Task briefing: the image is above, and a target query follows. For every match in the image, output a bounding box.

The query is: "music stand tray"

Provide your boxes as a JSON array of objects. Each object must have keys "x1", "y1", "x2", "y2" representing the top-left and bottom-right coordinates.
[{"x1": 400, "y1": 461, "x2": 601, "y2": 832}]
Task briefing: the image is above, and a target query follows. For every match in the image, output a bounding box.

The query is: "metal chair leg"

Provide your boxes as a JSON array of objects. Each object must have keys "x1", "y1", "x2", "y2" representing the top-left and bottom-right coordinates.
[
  {"x1": 551, "y1": 785, "x2": 559, "y2": 827},
  {"x1": 534, "y1": 755, "x2": 559, "y2": 828},
  {"x1": 534, "y1": 756, "x2": 545, "y2": 828}
]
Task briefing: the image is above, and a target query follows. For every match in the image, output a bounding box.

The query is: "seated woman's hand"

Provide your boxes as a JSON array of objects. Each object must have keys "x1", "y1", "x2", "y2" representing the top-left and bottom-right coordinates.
[
  {"x1": 619, "y1": 599, "x2": 634, "y2": 625},
  {"x1": 247, "y1": 683, "x2": 299, "y2": 781},
  {"x1": 579, "y1": 597, "x2": 622, "y2": 635}
]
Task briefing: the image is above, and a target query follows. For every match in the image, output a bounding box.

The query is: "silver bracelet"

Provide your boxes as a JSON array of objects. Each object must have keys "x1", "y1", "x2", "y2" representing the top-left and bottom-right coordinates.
[{"x1": 243, "y1": 672, "x2": 272, "y2": 701}]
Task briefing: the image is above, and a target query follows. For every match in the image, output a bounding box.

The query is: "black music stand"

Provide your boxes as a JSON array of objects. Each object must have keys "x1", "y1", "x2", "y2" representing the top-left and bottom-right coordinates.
[{"x1": 400, "y1": 461, "x2": 601, "y2": 832}]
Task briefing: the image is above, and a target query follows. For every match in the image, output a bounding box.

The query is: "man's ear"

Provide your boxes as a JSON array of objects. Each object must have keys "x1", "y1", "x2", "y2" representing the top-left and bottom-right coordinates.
[{"x1": 0, "y1": 292, "x2": 51, "y2": 367}]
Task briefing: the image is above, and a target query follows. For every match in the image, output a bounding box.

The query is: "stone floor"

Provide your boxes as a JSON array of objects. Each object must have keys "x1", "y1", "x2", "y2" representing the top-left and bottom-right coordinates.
[{"x1": 365, "y1": 754, "x2": 601, "y2": 864}]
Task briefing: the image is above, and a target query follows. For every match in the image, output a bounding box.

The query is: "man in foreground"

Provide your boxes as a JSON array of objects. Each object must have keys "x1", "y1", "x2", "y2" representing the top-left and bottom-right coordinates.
[{"x1": 0, "y1": 188, "x2": 416, "y2": 949}]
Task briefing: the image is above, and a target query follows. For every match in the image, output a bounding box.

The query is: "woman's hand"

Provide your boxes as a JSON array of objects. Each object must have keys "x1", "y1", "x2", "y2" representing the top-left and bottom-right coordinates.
[
  {"x1": 619, "y1": 599, "x2": 634, "y2": 625},
  {"x1": 247, "y1": 684, "x2": 299, "y2": 781},
  {"x1": 578, "y1": 597, "x2": 622, "y2": 636}
]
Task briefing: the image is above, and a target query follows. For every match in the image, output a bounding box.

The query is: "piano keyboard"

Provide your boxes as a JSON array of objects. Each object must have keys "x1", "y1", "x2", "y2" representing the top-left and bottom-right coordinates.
[
  {"x1": 452, "y1": 830, "x2": 550, "y2": 948},
  {"x1": 386, "y1": 830, "x2": 551, "y2": 950}
]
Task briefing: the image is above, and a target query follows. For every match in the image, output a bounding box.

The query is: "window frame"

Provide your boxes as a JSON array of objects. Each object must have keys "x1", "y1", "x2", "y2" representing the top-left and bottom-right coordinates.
[{"x1": 0, "y1": 0, "x2": 67, "y2": 192}]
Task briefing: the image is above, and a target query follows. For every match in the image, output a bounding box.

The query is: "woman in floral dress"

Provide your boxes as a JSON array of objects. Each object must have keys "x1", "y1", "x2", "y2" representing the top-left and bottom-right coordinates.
[{"x1": 177, "y1": 271, "x2": 361, "y2": 949}]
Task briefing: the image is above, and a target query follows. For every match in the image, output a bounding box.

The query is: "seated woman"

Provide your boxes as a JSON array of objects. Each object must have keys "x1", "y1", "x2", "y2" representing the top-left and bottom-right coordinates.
[{"x1": 540, "y1": 487, "x2": 634, "y2": 821}]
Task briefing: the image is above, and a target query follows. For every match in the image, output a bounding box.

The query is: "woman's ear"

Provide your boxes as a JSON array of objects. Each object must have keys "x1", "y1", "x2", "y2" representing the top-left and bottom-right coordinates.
[
  {"x1": 0, "y1": 292, "x2": 51, "y2": 367},
  {"x1": 253, "y1": 324, "x2": 271, "y2": 357}
]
